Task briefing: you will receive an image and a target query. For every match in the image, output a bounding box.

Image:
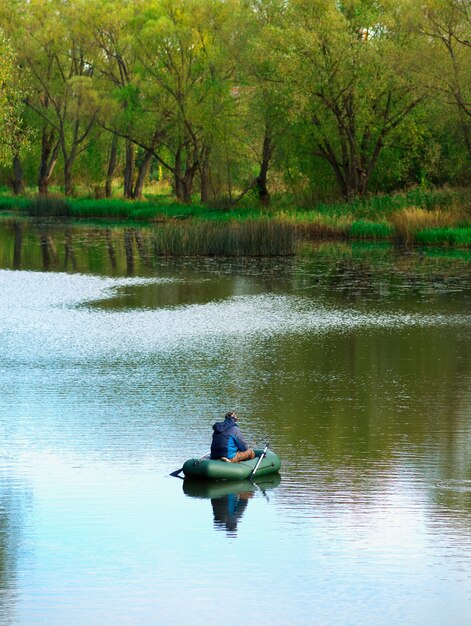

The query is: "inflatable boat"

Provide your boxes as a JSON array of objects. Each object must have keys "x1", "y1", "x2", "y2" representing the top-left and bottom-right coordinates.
[{"x1": 182, "y1": 448, "x2": 281, "y2": 480}]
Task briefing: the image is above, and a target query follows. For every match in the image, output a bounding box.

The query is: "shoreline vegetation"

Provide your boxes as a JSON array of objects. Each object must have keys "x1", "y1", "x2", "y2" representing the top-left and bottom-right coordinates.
[
  {"x1": 1, "y1": 0, "x2": 470, "y2": 258},
  {"x1": 0, "y1": 186, "x2": 470, "y2": 254}
]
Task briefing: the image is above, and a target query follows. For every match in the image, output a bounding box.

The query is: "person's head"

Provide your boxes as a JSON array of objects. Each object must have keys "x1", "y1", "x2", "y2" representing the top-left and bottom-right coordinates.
[{"x1": 225, "y1": 411, "x2": 237, "y2": 421}]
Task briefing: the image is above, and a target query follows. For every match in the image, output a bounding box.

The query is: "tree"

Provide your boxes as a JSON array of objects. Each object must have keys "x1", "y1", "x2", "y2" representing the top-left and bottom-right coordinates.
[
  {"x1": 0, "y1": 31, "x2": 29, "y2": 172},
  {"x1": 81, "y1": 0, "x2": 152, "y2": 198},
  {"x1": 222, "y1": 0, "x2": 290, "y2": 206},
  {"x1": 281, "y1": 0, "x2": 423, "y2": 199},
  {"x1": 0, "y1": 0, "x2": 469, "y2": 201},
  {"x1": 132, "y1": 0, "x2": 239, "y2": 203},
  {"x1": 10, "y1": 0, "x2": 98, "y2": 195},
  {"x1": 419, "y1": 0, "x2": 471, "y2": 161}
]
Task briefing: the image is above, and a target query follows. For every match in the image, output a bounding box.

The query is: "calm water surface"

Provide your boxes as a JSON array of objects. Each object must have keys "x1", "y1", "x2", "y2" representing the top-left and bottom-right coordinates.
[{"x1": 0, "y1": 222, "x2": 470, "y2": 625}]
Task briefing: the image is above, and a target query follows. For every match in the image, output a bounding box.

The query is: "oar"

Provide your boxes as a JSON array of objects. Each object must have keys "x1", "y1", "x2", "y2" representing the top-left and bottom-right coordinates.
[
  {"x1": 169, "y1": 452, "x2": 210, "y2": 478},
  {"x1": 249, "y1": 443, "x2": 269, "y2": 481}
]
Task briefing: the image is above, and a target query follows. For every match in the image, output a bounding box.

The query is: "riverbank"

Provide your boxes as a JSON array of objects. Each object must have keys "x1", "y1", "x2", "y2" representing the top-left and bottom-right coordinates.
[{"x1": 0, "y1": 186, "x2": 470, "y2": 250}]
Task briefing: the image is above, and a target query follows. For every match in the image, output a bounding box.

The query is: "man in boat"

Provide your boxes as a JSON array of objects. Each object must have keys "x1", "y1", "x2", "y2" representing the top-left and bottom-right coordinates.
[{"x1": 210, "y1": 411, "x2": 256, "y2": 463}]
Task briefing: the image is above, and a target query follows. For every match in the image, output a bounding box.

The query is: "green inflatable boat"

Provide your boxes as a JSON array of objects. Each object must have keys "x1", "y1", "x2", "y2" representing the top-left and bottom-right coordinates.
[{"x1": 182, "y1": 448, "x2": 281, "y2": 481}]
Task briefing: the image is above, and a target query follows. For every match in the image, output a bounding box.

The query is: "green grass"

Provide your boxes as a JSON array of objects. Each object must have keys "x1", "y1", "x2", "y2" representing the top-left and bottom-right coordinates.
[
  {"x1": 415, "y1": 227, "x2": 471, "y2": 248},
  {"x1": 349, "y1": 220, "x2": 394, "y2": 239},
  {"x1": 69, "y1": 198, "x2": 201, "y2": 220},
  {"x1": 1, "y1": 186, "x2": 467, "y2": 221},
  {"x1": 288, "y1": 187, "x2": 464, "y2": 219},
  {"x1": 0, "y1": 196, "x2": 30, "y2": 212},
  {"x1": 1, "y1": 186, "x2": 470, "y2": 249}
]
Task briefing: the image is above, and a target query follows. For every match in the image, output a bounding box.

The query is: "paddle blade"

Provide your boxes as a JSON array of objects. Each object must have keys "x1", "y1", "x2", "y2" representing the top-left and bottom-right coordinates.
[{"x1": 169, "y1": 467, "x2": 183, "y2": 477}]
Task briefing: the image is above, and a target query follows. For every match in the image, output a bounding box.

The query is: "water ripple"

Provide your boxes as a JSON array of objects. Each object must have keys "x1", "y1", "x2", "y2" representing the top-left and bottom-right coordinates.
[{"x1": 1, "y1": 270, "x2": 470, "y2": 364}]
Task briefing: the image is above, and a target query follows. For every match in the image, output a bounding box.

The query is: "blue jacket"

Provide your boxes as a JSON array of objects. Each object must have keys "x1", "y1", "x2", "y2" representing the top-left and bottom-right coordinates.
[{"x1": 210, "y1": 417, "x2": 250, "y2": 460}]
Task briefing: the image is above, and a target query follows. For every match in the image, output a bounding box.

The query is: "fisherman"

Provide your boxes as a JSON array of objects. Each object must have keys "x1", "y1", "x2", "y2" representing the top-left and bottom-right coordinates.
[{"x1": 210, "y1": 411, "x2": 256, "y2": 463}]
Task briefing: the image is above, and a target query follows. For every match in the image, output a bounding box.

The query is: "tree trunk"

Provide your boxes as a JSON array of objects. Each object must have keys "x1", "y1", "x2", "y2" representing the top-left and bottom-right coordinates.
[
  {"x1": 64, "y1": 159, "x2": 74, "y2": 196},
  {"x1": 255, "y1": 175, "x2": 270, "y2": 206},
  {"x1": 133, "y1": 149, "x2": 153, "y2": 199},
  {"x1": 199, "y1": 146, "x2": 211, "y2": 204},
  {"x1": 38, "y1": 129, "x2": 60, "y2": 195},
  {"x1": 124, "y1": 140, "x2": 135, "y2": 199},
  {"x1": 174, "y1": 146, "x2": 185, "y2": 202},
  {"x1": 12, "y1": 155, "x2": 25, "y2": 195},
  {"x1": 256, "y1": 122, "x2": 273, "y2": 206},
  {"x1": 181, "y1": 150, "x2": 197, "y2": 204},
  {"x1": 106, "y1": 134, "x2": 119, "y2": 198},
  {"x1": 200, "y1": 168, "x2": 210, "y2": 203},
  {"x1": 173, "y1": 143, "x2": 196, "y2": 203},
  {"x1": 182, "y1": 174, "x2": 194, "y2": 204}
]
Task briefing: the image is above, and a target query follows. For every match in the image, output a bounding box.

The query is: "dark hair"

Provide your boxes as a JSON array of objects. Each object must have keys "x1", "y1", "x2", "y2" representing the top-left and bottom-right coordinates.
[{"x1": 225, "y1": 411, "x2": 237, "y2": 420}]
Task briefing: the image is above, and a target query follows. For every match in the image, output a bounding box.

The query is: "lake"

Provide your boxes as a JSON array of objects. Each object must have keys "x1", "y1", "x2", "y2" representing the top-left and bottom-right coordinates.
[{"x1": 0, "y1": 221, "x2": 470, "y2": 625}]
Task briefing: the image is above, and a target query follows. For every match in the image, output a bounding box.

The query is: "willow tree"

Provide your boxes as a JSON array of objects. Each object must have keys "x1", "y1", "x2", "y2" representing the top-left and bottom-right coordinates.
[
  {"x1": 9, "y1": 0, "x2": 98, "y2": 195},
  {"x1": 226, "y1": 0, "x2": 292, "y2": 206},
  {"x1": 283, "y1": 0, "x2": 424, "y2": 199},
  {"x1": 419, "y1": 0, "x2": 471, "y2": 161},
  {"x1": 0, "y1": 30, "x2": 30, "y2": 191},
  {"x1": 78, "y1": 0, "x2": 153, "y2": 198},
  {"x1": 132, "y1": 0, "x2": 239, "y2": 203}
]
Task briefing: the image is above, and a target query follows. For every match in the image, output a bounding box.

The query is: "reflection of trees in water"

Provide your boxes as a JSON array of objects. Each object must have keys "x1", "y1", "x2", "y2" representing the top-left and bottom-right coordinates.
[
  {"x1": 39, "y1": 232, "x2": 58, "y2": 270},
  {"x1": 0, "y1": 222, "x2": 159, "y2": 275},
  {"x1": 1, "y1": 224, "x2": 470, "y2": 290},
  {"x1": 253, "y1": 329, "x2": 471, "y2": 479},
  {"x1": 124, "y1": 229, "x2": 153, "y2": 275},
  {"x1": 13, "y1": 221, "x2": 23, "y2": 269},
  {"x1": 134, "y1": 230, "x2": 151, "y2": 269},
  {"x1": 105, "y1": 229, "x2": 117, "y2": 270},
  {"x1": 64, "y1": 228, "x2": 77, "y2": 271},
  {"x1": 124, "y1": 229, "x2": 134, "y2": 275}
]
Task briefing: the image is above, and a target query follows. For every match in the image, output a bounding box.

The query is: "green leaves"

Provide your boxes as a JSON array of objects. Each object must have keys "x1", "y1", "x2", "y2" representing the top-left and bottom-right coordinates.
[
  {"x1": 0, "y1": 0, "x2": 469, "y2": 200},
  {"x1": 0, "y1": 30, "x2": 30, "y2": 163}
]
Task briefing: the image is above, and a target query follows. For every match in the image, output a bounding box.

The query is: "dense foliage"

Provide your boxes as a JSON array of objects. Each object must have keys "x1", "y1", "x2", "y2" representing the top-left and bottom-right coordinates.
[{"x1": 0, "y1": 0, "x2": 469, "y2": 204}]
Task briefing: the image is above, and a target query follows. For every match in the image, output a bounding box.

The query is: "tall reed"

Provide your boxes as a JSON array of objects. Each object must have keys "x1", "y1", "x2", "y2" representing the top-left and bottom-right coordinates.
[
  {"x1": 277, "y1": 211, "x2": 352, "y2": 238},
  {"x1": 152, "y1": 218, "x2": 295, "y2": 256},
  {"x1": 389, "y1": 207, "x2": 459, "y2": 244},
  {"x1": 26, "y1": 196, "x2": 72, "y2": 217}
]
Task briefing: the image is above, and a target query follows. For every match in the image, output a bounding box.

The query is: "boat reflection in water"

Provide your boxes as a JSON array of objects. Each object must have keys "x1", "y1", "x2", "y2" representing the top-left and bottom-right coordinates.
[{"x1": 183, "y1": 474, "x2": 281, "y2": 537}]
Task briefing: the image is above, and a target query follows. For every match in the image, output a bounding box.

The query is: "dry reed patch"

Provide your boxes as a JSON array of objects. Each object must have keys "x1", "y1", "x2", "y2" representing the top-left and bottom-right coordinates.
[
  {"x1": 278, "y1": 213, "x2": 352, "y2": 239},
  {"x1": 389, "y1": 207, "x2": 459, "y2": 243}
]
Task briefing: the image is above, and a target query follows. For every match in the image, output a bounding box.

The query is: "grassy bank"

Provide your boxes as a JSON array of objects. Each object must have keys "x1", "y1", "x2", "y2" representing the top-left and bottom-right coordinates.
[{"x1": 0, "y1": 186, "x2": 470, "y2": 249}]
